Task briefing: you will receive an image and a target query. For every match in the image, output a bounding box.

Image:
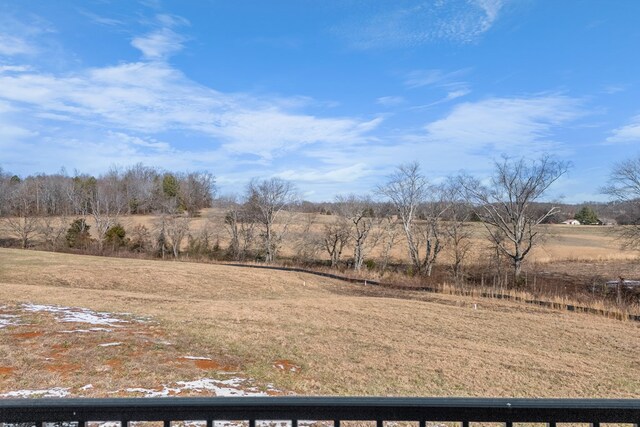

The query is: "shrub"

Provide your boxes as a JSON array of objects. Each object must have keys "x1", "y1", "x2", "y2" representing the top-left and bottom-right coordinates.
[
  {"x1": 128, "y1": 224, "x2": 151, "y2": 253},
  {"x1": 66, "y1": 219, "x2": 92, "y2": 249},
  {"x1": 364, "y1": 259, "x2": 376, "y2": 270},
  {"x1": 104, "y1": 223, "x2": 127, "y2": 250}
]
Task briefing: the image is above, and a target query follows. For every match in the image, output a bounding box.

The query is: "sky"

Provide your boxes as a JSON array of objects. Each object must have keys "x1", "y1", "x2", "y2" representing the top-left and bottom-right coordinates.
[{"x1": 0, "y1": 0, "x2": 639, "y2": 202}]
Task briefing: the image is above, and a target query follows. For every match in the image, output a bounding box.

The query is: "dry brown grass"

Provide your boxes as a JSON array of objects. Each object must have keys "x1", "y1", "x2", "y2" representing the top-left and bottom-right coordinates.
[{"x1": 0, "y1": 248, "x2": 638, "y2": 398}]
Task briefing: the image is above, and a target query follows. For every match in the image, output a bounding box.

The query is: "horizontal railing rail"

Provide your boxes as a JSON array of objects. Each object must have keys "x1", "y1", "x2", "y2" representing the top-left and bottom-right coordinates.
[{"x1": 1, "y1": 397, "x2": 640, "y2": 426}]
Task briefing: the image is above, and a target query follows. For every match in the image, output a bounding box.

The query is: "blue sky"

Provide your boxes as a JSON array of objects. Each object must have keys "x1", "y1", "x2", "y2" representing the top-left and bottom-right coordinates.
[{"x1": 0, "y1": 0, "x2": 639, "y2": 202}]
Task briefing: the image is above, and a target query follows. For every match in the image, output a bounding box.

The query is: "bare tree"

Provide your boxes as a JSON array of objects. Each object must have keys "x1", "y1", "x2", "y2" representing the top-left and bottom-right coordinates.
[
  {"x1": 441, "y1": 178, "x2": 473, "y2": 283},
  {"x1": 377, "y1": 214, "x2": 400, "y2": 273},
  {"x1": 602, "y1": 155, "x2": 640, "y2": 250},
  {"x1": 461, "y1": 155, "x2": 570, "y2": 281},
  {"x1": 128, "y1": 224, "x2": 152, "y2": 253},
  {"x1": 246, "y1": 178, "x2": 297, "y2": 263},
  {"x1": 122, "y1": 163, "x2": 159, "y2": 214},
  {"x1": 292, "y1": 214, "x2": 321, "y2": 264},
  {"x1": 179, "y1": 171, "x2": 216, "y2": 215},
  {"x1": 0, "y1": 168, "x2": 11, "y2": 216},
  {"x1": 90, "y1": 168, "x2": 126, "y2": 252},
  {"x1": 335, "y1": 195, "x2": 379, "y2": 271},
  {"x1": 377, "y1": 162, "x2": 446, "y2": 275},
  {"x1": 220, "y1": 194, "x2": 257, "y2": 261},
  {"x1": 413, "y1": 189, "x2": 451, "y2": 277},
  {"x1": 65, "y1": 174, "x2": 94, "y2": 242},
  {"x1": 39, "y1": 214, "x2": 68, "y2": 251},
  {"x1": 321, "y1": 217, "x2": 350, "y2": 268},
  {"x1": 159, "y1": 214, "x2": 191, "y2": 258},
  {"x1": 3, "y1": 178, "x2": 40, "y2": 248}
]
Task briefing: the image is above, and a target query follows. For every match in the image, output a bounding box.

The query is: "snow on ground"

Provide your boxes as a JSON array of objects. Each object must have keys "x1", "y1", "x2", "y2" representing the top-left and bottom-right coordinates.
[
  {"x1": 0, "y1": 387, "x2": 70, "y2": 398},
  {"x1": 2, "y1": 304, "x2": 283, "y2": 404},
  {"x1": 61, "y1": 327, "x2": 114, "y2": 333},
  {"x1": 179, "y1": 421, "x2": 323, "y2": 427},
  {"x1": 124, "y1": 377, "x2": 278, "y2": 397},
  {"x1": 0, "y1": 314, "x2": 19, "y2": 328},
  {"x1": 22, "y1": 303, "x2": 132, "y2": 326}
]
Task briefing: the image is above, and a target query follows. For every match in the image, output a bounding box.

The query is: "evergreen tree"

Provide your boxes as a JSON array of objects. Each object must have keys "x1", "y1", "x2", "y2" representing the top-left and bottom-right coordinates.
[{"x1": 574, "y1": 206, "x2": 600, "y2": 225}]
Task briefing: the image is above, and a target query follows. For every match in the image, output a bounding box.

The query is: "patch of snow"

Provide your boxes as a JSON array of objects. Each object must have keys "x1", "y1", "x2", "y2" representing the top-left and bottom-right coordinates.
[
  {"x1": 123, "y1": 378, "x2": 278, "y2": 398},
  {"x1": 212, "y1": 422, "x2": 307, "y2": 427},
  {"x1": 125, "y1": 387, "x2": 176, "y2": 397},
  {"x1": 61, "y1": 327, "x2": 113, "y2": 333},
  {"x1": 273, "y1": 362, "x2": 300, "y2": 372},
  {"x1": 80, "y1": 384, "x2": 94, "y2": 390},
  {"x1": 22, "y1": 303, "x2": 130, "y2": 326},
  {"x1": 0, "y1": 387, "x2": 70, "y2": 398},
  {"x1": 92, "y1": 422, "x2": 121, "y2": 427},
  {"x1": 181, "y1": 356, "x2": 212, "y2": 360},
  {"x1": 0, "y1": 314, "x2": 20, "y2": 328},
  {"x1": 99, "y1": 342, "x2": 123, "y2": 347},
  {"x1": 176, "y1": 378, "x2": 269, "y2": 396}
]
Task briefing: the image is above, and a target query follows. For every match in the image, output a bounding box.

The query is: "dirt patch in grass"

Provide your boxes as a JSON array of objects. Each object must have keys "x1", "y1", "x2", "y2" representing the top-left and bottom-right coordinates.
[
  {"x1": 0, "y1": 367, "x2": 15, "y2": 375},
  {"x1": 45, "y1": 363, "x2": 82, "y2": 374},
  {"x1": 11, "y1": 331, "x2": 43, "y2": 339},
  {"x1": 273, "y1": 359, "x2": 302, "y2": 373}
]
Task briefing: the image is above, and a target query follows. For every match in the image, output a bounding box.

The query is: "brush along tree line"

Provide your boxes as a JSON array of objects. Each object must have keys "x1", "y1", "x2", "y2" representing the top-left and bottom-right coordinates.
[{"x1": 0, "y1": 155, "x2": 639, "y2": 283}]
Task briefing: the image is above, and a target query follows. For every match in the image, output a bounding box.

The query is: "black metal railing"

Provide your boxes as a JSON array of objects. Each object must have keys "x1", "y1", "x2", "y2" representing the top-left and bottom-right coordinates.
[{"x1": 1, "y1": 397, "x2": 639, "y2": 426}]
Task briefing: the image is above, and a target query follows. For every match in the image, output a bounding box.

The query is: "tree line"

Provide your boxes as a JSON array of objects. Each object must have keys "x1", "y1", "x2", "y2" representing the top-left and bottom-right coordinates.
[{"x1": 1, "y1": 154, "x2": 639, "y2": 286}]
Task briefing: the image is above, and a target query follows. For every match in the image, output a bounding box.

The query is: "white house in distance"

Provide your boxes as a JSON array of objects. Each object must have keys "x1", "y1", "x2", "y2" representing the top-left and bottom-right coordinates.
[{"x1": 562, "y1": 219, "x2": 581, "y2": 225}]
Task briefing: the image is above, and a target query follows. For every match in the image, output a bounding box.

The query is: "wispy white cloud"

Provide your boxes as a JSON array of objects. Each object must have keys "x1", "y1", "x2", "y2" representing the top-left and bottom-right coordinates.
[
  {"x1": 79, "y1": 10, "x2": 125, "y2": 27},
  {"x1": 108, "y1": 131, "x2": 172, "y2": 152},
  {"x1": 156, "y1": 14, "x2": 191, "y2": 28},
  {"x1": 0, "y1": 13, "x2": 56, "y2": 57},
  {"x1": 404, "y1": 68, "x2": 470, "y2": 89},
  {"x1": 602, "y1": 84, "x2": 627, "y2": 94},
  {"x1": 606, "y1": 115, "x2": 640, "y2": 144},
  {"x1": 131, "y1": 28, "x2": 186, "y2": 60},
  {"x1": 0, "y1": 33, "x2": 35, "y2": 56},
  {"x1": 444, "y1": 89, "x2": 471, "y2": 101},
  {"x1": 337, "y1": 0, "x2": 509, "y2": 50},
  {"x1": 376, "y1": 96, "x2": 405, "y2": 106},
  {"x1": 275, "y1": 163, "x2": 371, "y2": 183},
  {"x1": 0, "y1": 45, "x2": 380, "y2": 165},
  {"x1": 405, "y1": 68, "x2": 472, "y2": 108},
  {"x1": 423, "y1": 95, "x2": 582, "y2": 153}
]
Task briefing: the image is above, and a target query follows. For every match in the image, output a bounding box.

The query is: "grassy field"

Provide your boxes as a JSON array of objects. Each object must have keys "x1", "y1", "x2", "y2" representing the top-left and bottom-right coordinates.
[{"x1": 0, "y1": 248, "x2": 638, "y2": 398}]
